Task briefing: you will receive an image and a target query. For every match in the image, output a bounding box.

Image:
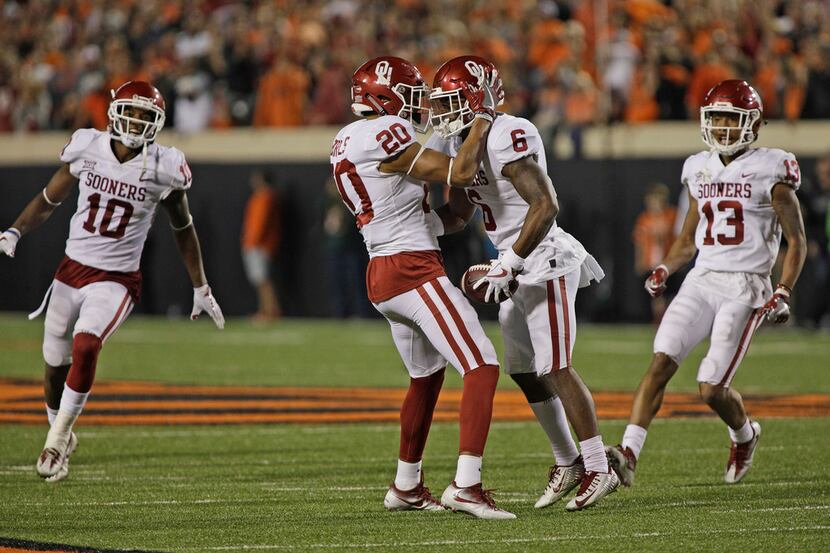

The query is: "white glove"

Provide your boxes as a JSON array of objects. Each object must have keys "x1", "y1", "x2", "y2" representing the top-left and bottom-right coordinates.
[
  {"x1": 763, "y1": 285, "x2": 791, "y2": 324},
  {"x1": 644, "y1": 264, "x2": 669, "y2": 298},
  {"x1": 472, "y1": 248, "x2": 523, "y2": 303},
  {"x1": 191, "y1": 284, "x2": 225, "y2": 329},
  {"x1": 0, "y1": 228, "x2": 20, "y2": 257}
]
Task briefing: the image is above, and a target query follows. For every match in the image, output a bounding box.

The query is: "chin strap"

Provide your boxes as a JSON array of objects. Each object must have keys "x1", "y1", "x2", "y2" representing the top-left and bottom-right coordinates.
[{"x1": 141, "y1": 141, "x2": 148, "y2": 172}]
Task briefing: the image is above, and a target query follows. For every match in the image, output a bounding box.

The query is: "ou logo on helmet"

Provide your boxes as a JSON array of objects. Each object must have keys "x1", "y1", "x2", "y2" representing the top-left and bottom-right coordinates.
[
  {"x1": 464, "y1": 61, "x2": 485, "y2": 81},
  {"x1": 375, "y1": 61, "x2": 392, "y2": 86}
]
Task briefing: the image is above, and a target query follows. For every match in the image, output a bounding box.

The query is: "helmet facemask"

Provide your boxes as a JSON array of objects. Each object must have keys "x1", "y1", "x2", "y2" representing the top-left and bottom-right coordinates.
[
  {"x1": 108, "y1": 96, "x2": 165, "y2": 149},
  {"x1": 429, "y1": 88, "x2": 473, "y2": 139},
  {"x1": 393, "y1": 82, "x2": 430, "y2": 133},
  {"x1": 700, "y1": 104, "x2": 760, "y2": 156}
]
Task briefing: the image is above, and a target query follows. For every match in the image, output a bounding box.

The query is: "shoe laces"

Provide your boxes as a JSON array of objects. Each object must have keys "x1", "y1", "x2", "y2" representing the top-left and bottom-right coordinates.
[
  {"x1": 467, "y1": 483, "x2": 497, "y2": 508},
  {"x1": 576, "y1": 471, "x2": 602, "y2": 496},
  {"x1": 414, "y1": 484, "x2": 439, "y2": 505},
  {"x1": 729, "y1": 440, "x2": 751, "y2": 468}
]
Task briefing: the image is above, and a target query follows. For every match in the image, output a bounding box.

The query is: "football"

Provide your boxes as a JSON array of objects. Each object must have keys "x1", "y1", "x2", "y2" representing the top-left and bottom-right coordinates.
[{"x1": 461, "y1": 263, "x2": 519, "y2": 304}]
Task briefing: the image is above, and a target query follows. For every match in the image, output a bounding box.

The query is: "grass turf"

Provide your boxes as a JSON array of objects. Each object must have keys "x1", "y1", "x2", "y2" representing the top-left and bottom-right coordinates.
[{"x1": 1, "y1": 314, "x2": 829, "y2": 551}]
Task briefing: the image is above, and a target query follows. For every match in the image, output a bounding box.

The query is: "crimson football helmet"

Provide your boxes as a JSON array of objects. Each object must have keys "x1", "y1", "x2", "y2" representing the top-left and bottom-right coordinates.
[
  {"x1": 430, "y1": 55, "x2": 504, "y2": 139},
  {"x1": 108, "y1": 81, "x2": 166, "y2": 149},
  {"x1": 700, "y1": 79, "x2": 763, "y2": 155},
  {"x1": 350, "y1": 56, "x2": 430, "y2": 132}
]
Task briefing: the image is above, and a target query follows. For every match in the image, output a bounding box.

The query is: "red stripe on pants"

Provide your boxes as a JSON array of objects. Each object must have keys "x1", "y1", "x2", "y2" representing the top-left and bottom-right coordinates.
[
  {"x1": 719, "y1": 309, "x2": 761, "y2": 386},
  {"x1": 101, "y1": 292, "x2": 131, "y2": 341},
  {"x1": 429, "y1": 279, "x2": 485, "y2": 368},
  {"x1": 416, "y1": 285, "x2": 471, "y2": 373},
  {"x1": 546, "y1": 280, "x2": 561, "y2": 370},
  {"x1": 558, "y1": 276, "x2": 571, "y2": 367}
]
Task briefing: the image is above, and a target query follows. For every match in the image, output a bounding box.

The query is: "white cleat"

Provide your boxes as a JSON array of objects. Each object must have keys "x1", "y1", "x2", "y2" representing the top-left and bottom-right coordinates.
[
  {"x1": 441, "y1": 481, "x2": 517, "y2": 520},
  {"x1": 384, "y1": 477, "x2": 445, "y2": 511},
  {"x1": 724, "y1": 421, "x2": 761, "y2": 484},
  {"x1": 565, "y1": 470, "x2": 620, "y2": 511},
  {"x1": 36, "y1": 431, "x2": 76, "y2": 481},
  {"x1": 534, "y1": 455, "x2": 585, "y2": 509},
  {"x1": 606, "y1": 444, "x2": 637, "y2": 487}
]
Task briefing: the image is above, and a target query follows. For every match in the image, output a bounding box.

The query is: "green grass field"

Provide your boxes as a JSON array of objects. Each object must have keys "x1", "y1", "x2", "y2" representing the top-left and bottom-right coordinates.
[{"x1": 1, "y1": 313, "x2": 829, "y2": 552}]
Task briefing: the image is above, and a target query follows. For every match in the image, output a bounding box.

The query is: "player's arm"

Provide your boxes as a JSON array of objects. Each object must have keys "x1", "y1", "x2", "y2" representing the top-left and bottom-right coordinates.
[
  {"x1": 433, "y1": 187, "x2": 477, "y2": 235},
  {"x1": 381, "y1": 79, "x2": 497, "y2": 187},
  {"x1": 161, "y1": 190, "x2": 225, "y2": 329},
  {"x1": 502, "y1": 155, "x2": 558, "y2": 259},
  {"x1": 763, "y1": 183, "x2": 807, "y2": 323},
  {"x1": 379, "y1": 116, "x2": 492, "y2": 187},
  {"x1": 0, "y1": 164, "x2": 78, "y2": 257},
  {"x1": 644, "y1": 190, "x2": 699, "y2": 297}
]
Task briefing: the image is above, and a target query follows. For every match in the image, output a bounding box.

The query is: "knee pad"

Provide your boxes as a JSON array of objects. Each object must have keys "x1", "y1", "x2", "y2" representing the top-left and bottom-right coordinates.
[
  {"x1": 697, "y1": 356, "x2": 721, "y2": 386},
  {"x1": 43, "y1": 332, "x2": 72, "y2": 367}
]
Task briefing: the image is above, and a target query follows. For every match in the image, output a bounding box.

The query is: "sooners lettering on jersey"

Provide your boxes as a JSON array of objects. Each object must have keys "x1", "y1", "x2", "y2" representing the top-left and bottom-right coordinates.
[
  {"x1": 426, "y1": 114, "x2": 589, "y2": 284},
  {"x1": 330, "y1": 115, "x2": 438, "y2": 257},
  {"x1": 60, "y1": 129, "x2": 191, "y2": 272},
  {"x1": 682, "y1": 147, "x2": 800, "y2": 275}
]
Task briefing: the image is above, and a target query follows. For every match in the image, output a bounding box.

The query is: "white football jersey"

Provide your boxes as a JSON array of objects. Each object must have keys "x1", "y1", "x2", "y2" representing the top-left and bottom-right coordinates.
[
  {"x1": 682, "y1": 147, "x2": 801, "y2": 275},
  {"x1": 60, "y1": 129, "x2": 192, "y2": 272},
  {"x1": 330, "y1": 115, "x2": 437, "y2": 257},
  {"x1": 426, "y1": 114, "x2": 588, "y2": 283}
]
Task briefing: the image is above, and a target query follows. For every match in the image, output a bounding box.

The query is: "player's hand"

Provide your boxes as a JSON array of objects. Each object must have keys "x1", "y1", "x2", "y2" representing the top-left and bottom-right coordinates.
[
  {"x1": 644, "y1": 264, "x2": 669, "y2": 298},
  {"x1": 461, "y1": 70, "x2": 498, "y2": 122},
  {"x1": 0, "y1": 228, "x2": 20, "y2": 257},
  {"x1": 472, "y1": 249, "x2": 523, "y2": 303},
  {"x1": 191, "y1": 284, "x2": 225, "y2": 329},
  {"x1": 763, "y1": 285, "x2": 791, "y2": 324}
]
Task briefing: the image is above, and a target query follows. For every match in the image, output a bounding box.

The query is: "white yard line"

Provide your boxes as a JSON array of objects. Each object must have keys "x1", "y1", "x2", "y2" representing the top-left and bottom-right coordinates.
[{"x1": 191, "y1": 525, "x2": 830, "y2": 551}]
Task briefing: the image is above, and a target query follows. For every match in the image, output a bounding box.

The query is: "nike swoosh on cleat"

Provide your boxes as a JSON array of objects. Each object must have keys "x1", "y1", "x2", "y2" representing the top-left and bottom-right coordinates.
[
  {"x1": 574, "y1": 487, "x2": 599, "y2": 508},
  {"x1": 452, "y1": 493, "x2": 482, "y2": 505}
]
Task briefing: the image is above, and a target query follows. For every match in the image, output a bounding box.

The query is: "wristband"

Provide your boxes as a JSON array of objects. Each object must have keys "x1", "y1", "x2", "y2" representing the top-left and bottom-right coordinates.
[
  {"x1": 42, "y1": 189, "x2": 62, "y2": 207},
  {"x1": 774, "y1": 284, "x2": 791, "y2": 298},
  {"x1": 474, "y1": 112, "x2": 494, "y2": 123},
  {"x1": 654, "y1": 264, "x2": 669, "y2": 275},
  {"x1": 170, "y1": 215, "x2": 193, "y2": 231},
  {"x1": 501, "y1": 247, "x2": 525, "y2": 273},
  {"x1": 6, "y1": 228, "x2": 20, "y2": 238},
  {"x1": 194, "y1": 284, "x2": 209, "y2": 294}
]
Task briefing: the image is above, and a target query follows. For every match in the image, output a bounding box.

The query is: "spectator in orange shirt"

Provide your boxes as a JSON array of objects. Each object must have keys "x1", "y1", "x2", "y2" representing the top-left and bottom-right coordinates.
[
  {"x1": 633, "y1": 183, "x2": 677, "y2": 323},
  {"x1": 241, "y1": 170, "x2": 283, "y2": 320},
  {"x1": 253, "y1": 55, "x2": 310, "y2": 127}
]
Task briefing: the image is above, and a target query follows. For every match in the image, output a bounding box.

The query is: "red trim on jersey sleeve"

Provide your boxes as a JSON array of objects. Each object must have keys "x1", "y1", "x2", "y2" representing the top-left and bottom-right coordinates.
[
  {"x1": 55, "y1": 256, "x2": 142, "y2": 303},
  {"x1": 366, "y1": 250, "x2": 446, "y2": 304}
]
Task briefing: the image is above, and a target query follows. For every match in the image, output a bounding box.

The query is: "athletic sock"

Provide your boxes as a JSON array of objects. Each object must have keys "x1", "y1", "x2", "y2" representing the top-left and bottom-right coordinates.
[
  {"x1": 622, "y1": 424, "x2": 648, "y2": 459},
  {"x1": 729, "y1": 419, "x2": 754, "y2": 444},
  {"x1": 46, "y1": 405, "x2": 58, "y2": 426},
  {"x1": 398, "y1": 369, "x2": 444, "y2": 462},
  {"x1": 580, "y1": 435, "x2": 609, "y2": 473},
  {"x1": 44, "y1": 384, "x2": 89, "y2": 451},
  {"x1": 529, "y1": 396, "x2": 579, "y2": 465},
  {"x1": 458, "y1": 365, "x2": 498, "y2": 456},
  {"x1": 454, "y1": 454, "x2": 482, "y2": 488},
  {"x1": 394, "y1": 459, "x2": 422, "y2": 491}
]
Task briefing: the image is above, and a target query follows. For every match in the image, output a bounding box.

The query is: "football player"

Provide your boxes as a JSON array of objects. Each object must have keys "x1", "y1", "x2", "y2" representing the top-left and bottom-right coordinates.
[
  {"x1": 427, "y1": 56, "x2": 618, "y2": 511},
  {"x1": 0, "y1": 81, "x2": 225, "y2": 482},
  {"x1": 330, "y1": 56, "x2": 514, "y2": 519},
  {"x1": 606, "y1": 80, "x2": 807, "y2": 486}
]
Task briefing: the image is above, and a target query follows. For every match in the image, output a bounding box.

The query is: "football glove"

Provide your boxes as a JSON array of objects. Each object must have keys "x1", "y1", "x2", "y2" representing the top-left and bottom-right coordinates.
[
  {"x1": 472, "y1": 249, "x2": 523, "y2": 303},
  {"x1": 644, "y1": 264, "x2": 669, "y2": 298},
  {"x1": 0, "y1": 228, "x2": 20, "y2": 257},
  {"x1": 763, "y1": 285, "x2": 791, "y2": 324},
  {"x1": 191, "y1": 284, "x2": 225, "y2": 329},
  {"x1": 461, "y1": 70, "x2": 498, "y2": 122}
]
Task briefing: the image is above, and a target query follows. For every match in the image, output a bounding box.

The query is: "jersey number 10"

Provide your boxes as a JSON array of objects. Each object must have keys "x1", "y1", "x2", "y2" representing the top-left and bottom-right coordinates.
[{"x1": 82, "y1": 193, "x2": 134, "y2": 239}]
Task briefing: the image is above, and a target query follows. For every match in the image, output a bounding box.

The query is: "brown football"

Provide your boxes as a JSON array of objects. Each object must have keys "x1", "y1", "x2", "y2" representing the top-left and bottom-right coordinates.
[{"x1": 461, "y1": 263, "x2": 519, "y2": 304}]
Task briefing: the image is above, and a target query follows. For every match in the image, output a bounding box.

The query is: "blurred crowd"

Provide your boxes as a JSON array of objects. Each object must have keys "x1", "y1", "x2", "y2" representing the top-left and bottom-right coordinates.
[{"x1": 2, "y1": 0, "x2": 830, "y2": 140}]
